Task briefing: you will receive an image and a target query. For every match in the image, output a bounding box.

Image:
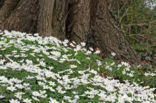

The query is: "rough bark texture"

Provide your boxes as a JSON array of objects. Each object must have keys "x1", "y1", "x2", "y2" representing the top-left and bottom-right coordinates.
[
  {"x1": 0, "y1": 0, "x2": 19, "y2": 24},
  {"x1": 37, "y1": 0, "x2": 54, "y2": 37},
  {"x1": 91, "y1": 0, "x2": 137, "y2": 60},
  {"x1": 0, "y1": 0, "x2": 138, "y2": 61},
  {"x1": 0, "y1": 0, "x2": 38, "y2": 33},
  {"x1": 67, "y1": 0, "x2": 91, "y2": 43},
  {"x1": 52, "y1": 0, "x2": 69, "y2": 40}
]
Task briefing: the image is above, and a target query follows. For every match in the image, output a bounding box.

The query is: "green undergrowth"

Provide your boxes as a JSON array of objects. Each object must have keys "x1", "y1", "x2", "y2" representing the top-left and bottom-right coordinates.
[{"x1": 0, "y1": 30, "x2": 155, "y2": 103}]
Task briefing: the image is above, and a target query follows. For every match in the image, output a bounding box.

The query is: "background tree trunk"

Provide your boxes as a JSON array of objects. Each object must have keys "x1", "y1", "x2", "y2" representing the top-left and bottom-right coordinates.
[
  {"x1": 0, "y1": 0, "x2": 137, "y2": 61},
  {"x1": 91, "y1": 0, "x2": 137, "y2": 60}
]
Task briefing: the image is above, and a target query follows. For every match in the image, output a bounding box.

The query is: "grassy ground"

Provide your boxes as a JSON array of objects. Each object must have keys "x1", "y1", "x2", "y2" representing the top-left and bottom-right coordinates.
[{"x1": 0, "y1": 30, "x2": 155, "y2": 103}]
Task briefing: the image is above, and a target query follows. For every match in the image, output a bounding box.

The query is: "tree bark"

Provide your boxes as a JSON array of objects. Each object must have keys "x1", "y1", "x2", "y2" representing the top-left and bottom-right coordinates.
[
  {"x1": 0, "y1": 0, "x2": 138, "y2": 61},
  {"x1": 0, "y1": 0, "x2": 19, "y2": 24},
  {"x1": 91, "y1": 0, "x2": 137, "y2": 60},
  {"x1": 51, "y1": 0, "x2": 69, "y2": 40},
  {"x1": 66, "y1": 0, "x2": 91, "y2": 43},
  {"x1": 0, "y1": 0, "x2": 5, "y2": 8},
  {"x1": 37, "y1": 0, "x2": 54, "y2": 37},
  {"x1": 0, "y1": 0, "x2": 38, "y2": 33}
]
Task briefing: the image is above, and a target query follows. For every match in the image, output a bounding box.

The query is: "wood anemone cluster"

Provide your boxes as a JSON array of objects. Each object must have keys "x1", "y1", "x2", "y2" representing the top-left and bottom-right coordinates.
[{"x1": 0, "y1": 0, "x2": 137, "y2": 62}]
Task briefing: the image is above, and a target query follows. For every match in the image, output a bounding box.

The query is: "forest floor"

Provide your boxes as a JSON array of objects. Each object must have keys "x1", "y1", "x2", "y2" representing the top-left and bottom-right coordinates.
[{"x1": 0, "y1": 30, "x2": 155, "y2": 103}]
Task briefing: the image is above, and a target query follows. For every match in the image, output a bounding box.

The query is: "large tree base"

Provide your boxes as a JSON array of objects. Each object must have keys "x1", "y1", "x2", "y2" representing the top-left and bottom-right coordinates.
[{"x1": 0, "y1": 0, "x2": 138, "y2": 62}]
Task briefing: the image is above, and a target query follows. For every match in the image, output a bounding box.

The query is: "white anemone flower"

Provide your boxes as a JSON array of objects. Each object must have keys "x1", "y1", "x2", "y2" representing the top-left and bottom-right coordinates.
[
  {"x1": 23, "y1": 98, "x2": 32, "y2": 103},
  {"x1": 111, "y1": 52, "x2": 116, "y2": 56},
  {"x1": 32, "y1": 91, "x2": 41, "y2": 97},
  {"x1": 70, "y1": 65, "x2": 77, "y2": 69},
  {"x1": 0, "y1": 95, "x2": 5, "y2": 99},
  {"x1": 9, "y1": 99, "x2": 20, "y2": 103},
  {"x1": 49, "y1": 98, "x2": 59, "y2": 103},
  {"x1": 51, "y1": 51, "x2": 61, "y2": 57},
  {"x1": 94, "y1": 50, "x2": 101, "y2": 54},
  {"x1": 15, "y1": 92, "x2": 24, "y2": 100},
  {"x1": 32, "y1": 96, "x2": 40, "y2": 101},
  {"x1": 7, "y1": 85, "x2": 17, "y2": 92},
  {"x1": 81, "y1": 42, "x2": 86, "y2": 47}
]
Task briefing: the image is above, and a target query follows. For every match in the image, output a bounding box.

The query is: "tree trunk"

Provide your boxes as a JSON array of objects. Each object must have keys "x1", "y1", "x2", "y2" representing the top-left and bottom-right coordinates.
[
  {"x1": 0, "y1": 0, "x2": 137, "y2": 61},
  {"x1": 66, "y1": 0, "x2": 91, "y2": 43},
  {"x1": 91, "y1": 0, "x2": 137, "y2": 60},
  {"x1": 0, "y1": 0, "x2": 5, "y2": 8},
  {"x1": 0, "y1": 0, "x2": 38, "y2": 33},
  {"x1": 37, "y1": 0, "x2": 55, "y2": 37},
  {"x1": 0, "y1": 0, "x2": 19, "y2": 24},
  {"x1": 51, "y1": 0, "x2": 69, "y2": 40}
]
